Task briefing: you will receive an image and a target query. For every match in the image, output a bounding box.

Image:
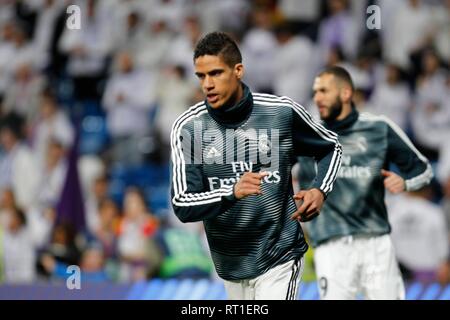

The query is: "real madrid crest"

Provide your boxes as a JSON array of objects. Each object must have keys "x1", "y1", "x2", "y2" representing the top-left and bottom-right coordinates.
[{"x1": 258, "y1": 133, "x2": 271, "y2": 153}]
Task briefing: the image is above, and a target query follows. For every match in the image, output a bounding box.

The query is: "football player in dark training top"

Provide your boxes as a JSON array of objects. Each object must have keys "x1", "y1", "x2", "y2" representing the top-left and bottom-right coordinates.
[
  {"x1": 297, "y1": 66, "x2": 433, "y2": 300},
  {"x1": 170, "y1": 32, "x2": 342, "y2": 300}
]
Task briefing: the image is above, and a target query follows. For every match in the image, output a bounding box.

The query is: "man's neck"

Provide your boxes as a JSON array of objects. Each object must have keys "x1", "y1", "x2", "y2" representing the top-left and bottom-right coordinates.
[
  {"x1": 222, "y1": 83, "x2": 244, "y2": 110},
  {"x1": 336, "y1": 103, "x2": 352, "y2": 121}
]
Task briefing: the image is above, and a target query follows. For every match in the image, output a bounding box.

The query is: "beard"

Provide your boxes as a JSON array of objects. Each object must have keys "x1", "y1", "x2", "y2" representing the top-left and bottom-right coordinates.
[{"x1": 321, "y1": 96, "x2": 343, "y2": 123}]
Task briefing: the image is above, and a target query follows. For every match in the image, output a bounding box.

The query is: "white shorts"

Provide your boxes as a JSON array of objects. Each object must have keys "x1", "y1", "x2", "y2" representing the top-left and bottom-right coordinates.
[
  {"x1": 223, "y1": 257, "x2": 304, "y2": 300},
  {"x1": 314, "y1": 234, "x2": 405, "y2": 300}
]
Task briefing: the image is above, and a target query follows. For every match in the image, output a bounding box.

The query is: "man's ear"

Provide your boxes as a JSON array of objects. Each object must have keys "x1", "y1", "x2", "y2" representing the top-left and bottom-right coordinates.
[
  {"x1": 234, "y1": 63, "x2": 244, "y2": 80},
  {"x1": 340, "y1": 86, "x2": 353, "y2": 104}
]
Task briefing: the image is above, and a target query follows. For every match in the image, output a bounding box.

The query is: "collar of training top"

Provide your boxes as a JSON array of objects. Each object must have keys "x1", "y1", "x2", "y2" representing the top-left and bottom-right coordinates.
[
  {"x1": 324, "y1": 103, "x2": 359, "y2": 132},
  {"x1": 205, "y1": 83, "x2": 253, "y2": 129}
]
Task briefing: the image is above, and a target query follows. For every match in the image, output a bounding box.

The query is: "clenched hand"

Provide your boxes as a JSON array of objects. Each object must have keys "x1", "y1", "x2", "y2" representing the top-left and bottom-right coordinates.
[
  {"x1": 381, "y1": 169, "x2": 405, "y2": 194},
  {"x1": 234, "y1": 172, "x2": 269, "y2": 199},
  {"x1": 291, "y1": 188, "x2": 325, "y2": 222}
]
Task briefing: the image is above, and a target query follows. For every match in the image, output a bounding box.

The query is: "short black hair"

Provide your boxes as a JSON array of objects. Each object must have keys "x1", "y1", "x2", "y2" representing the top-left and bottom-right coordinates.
[
  {"x1": 193, "y1": 31, "x2": 242, "y2": 67},
  {"x1": 319, "y1": 66, "x2": 354, "y2": 91}
]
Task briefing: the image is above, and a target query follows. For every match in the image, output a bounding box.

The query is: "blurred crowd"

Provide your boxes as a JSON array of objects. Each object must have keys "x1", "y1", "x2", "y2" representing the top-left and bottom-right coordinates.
[{"x1": 0, "y1": 0, "x2": 448, "y2": 286}]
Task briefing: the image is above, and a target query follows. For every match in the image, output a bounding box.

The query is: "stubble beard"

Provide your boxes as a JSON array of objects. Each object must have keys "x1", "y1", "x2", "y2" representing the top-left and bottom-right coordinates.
[{"x1": 321, "y1": 96, "x2": 343, "y2": 123}]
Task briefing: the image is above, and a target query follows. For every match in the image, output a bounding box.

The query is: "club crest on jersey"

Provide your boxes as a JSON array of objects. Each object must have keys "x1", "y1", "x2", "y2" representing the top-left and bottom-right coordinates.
[
  {"x1": 258, "y1": 133, "x2": 271, "y2": 153},
  {"x1": 342, "y1": 136, "x2": 368, "y2": 154}
]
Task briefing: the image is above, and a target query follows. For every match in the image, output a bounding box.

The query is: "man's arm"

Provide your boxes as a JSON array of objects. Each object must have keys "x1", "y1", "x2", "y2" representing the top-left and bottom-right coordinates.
[
  {"x1": 384, "y1": 116, "x2": 433, "y2": 192},
  {"x1": 287, "y1": 99, "x2": 342, "y2": 221},
  {"x1": 289, "y1": 100, "x2": 342, "y2": 195},
  {"x1": 171, "y1": 164, "x2": 238, "y2": 223},
  {"x1": 171, "y1": 116, "x2": 238, "y2": 223},
  {"x1": 296, "y1": 156, "x2": 318, "y2": 190}
]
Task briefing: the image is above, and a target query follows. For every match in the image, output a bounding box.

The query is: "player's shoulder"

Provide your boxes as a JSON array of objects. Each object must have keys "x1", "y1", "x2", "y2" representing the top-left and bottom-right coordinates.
[
  {"x1": 171, "y1": 101, "x2": 208, "y2": 132},
  {"x1": 253, "y1": 92, "x2": 293, "y2": 106},
  {"x1": 252, "y1": 92, "x2": 306, "y2": 112},
  {"x1": 252, "y1": 92, "x2": 285, "y2": 103},
  {"x1": 358, "y1": 111, "x2": 394, "y2": 128},
  {"x1": 359, "y1": 111, "x2": 392, "y2": 122}
]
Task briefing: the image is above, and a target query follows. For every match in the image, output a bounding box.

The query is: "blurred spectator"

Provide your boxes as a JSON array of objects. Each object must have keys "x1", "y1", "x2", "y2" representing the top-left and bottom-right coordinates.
[
  {"x1": 8, "y1": 22, "x2": 38, "y2": 76},
  {"x1": 38, "y1": 222, "x2": 81, "y2": 278},
  {"x1": 0, "y1": 188, "x2": 16, "y2": 229},
  {"x1": 436, "y1": 258, "x2": 450, "y2": 285},
  {"x1": 84, "y1": 173, "x2": 109, "y2": 234},
  {"x1": 155, "y1": 65, "x2": 196, "y2": 147},
  {"x1": 87, "y1": 198, "x2": 120, "y2": 260},
  {"x1": 204, "y1": 0, "x2": 250, "y2": 35},
  {"x1": 112, "y1": 6, "x2": 144, "y2": 52},
  {"x1": 339, "y1": 52, "x2": 375, "y2": 95},
  {"x1": 241, "y1": 6, "x2": 277, "y2": 93},
  {"x1": 146, "y1": 0, "x2": 186, "y2": 32},
  {"x1": 3, "y1": 61, "x2": 46, "y2": 123},
  {"x1": 384, "y1": 0, "x2": 434, "y2": 69},
  {"x1": 325, "y1": 45, "x2": 346, "y2": 68},
  {"x1": 41, "y1": 244, "x2": 111, "y2": 283},
  {"x1": 166, "y1": 15, "x2": 203, "y2": 83},
  {"x1": 35, "y1": 138, "x2": 68, "y2": 209},
  {"x1": 31, "y1": 88, "x2": 74, "y2": 168},
  {"x1": 1, "y1": 207, "x2": 37, "y2": 283},
  {"x1": 32, "y1": 0, "x2": 66, "y2": 71},
  {"x1": 101, "y1": 51, "x2": 156, "y2": 165},
  {"x1": 411, "y1": 49, "x2": 450, "y2": 159},
  {"x1": 367, "y1": 64, "x2": 412, "y2": 131},
  {"x1": 25, "y1": 205, "x2": 55, "y2": 250},
  {"x1": 78, "y1": 154, "x2": 105, "y2": 197},
  {"x1": 0, "y1": 187, "x2": 52, "y2": 284},
  {"x1": 375, "y1": 0, "x2": 404, "y2": 48},
  {"x1": 188, "y1": 0, "x2": 221, "y2": 33},
  {"x1": 317, "y1": 0, "x2": 360, "y2": 63},
  {"x1": 273, "y1": 22, "x2": 315, "y2": 103},
  {"x1": 11, "y1": 0, "x2": 39, "y2": 37},
  {"x1": 0, "y1": 113, "x2": 39, "y2": 211},
  {"x1": 278, "y1": 0, "x2": 321, "y2": 40},
  {"x1": 58, "y1": 0, "x2": 114, "y2": 103},
  {"x1": 438, "y1": 139, "x2": 450, "y2": 187},
  {"x1": 0, "y1": 21, "x2": 16, "y2": 97},
  {"x1": 348, "y1": 0, "x2": 369, "y2": 42},
  {"x1": 116, "y1": 187, "x2": 161, "y2": 282},
  {"x1": 388, "y1": 187, "x2": 449, "y2": 283},
  {"x1": 132, "y1": 19, "x2": 173, "y2": 71},
  {"x1": 428, "y1": 0, "x2": 450, "y2": 62},
  {"x1": 77, "y1": 245, "x2": 111, "y2": 281},
  {"x1": 352, "y1": 88, "x2": 369, "y2": 112}
]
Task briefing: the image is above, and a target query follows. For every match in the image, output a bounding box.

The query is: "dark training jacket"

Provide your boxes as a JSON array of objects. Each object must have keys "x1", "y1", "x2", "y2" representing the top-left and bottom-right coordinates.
[{"x1": 170, "y1": 84, "x2": 342, "y2": 280}]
